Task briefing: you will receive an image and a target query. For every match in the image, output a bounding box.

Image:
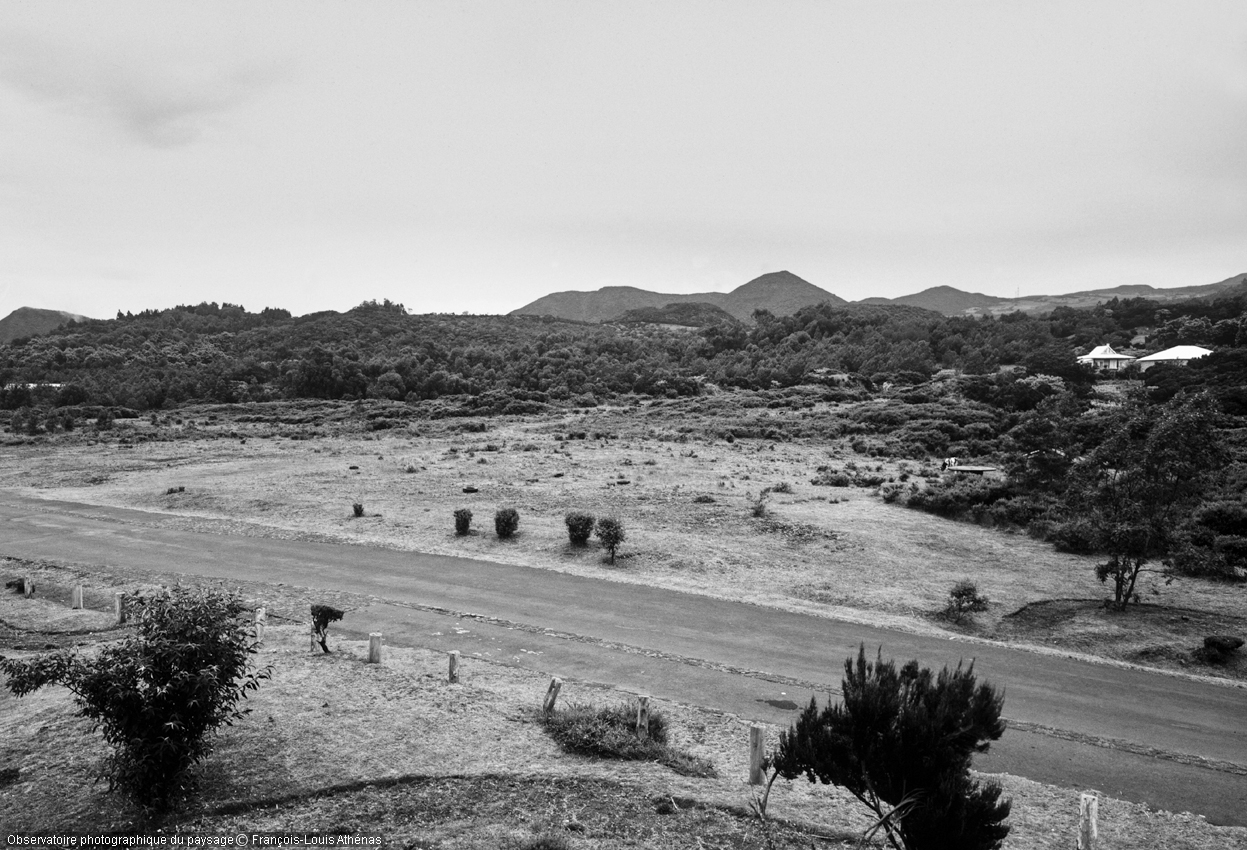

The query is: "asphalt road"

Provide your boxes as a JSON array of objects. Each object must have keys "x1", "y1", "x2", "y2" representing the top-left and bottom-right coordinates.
[{"x1": 1, "y1": 494, "x2": 1244, "y2": 825}]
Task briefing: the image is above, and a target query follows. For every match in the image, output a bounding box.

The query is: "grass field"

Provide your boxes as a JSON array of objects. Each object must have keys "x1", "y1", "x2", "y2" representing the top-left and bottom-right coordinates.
[{"x1": 0, "y1": 400, "x2": 1242, "y2": 680}]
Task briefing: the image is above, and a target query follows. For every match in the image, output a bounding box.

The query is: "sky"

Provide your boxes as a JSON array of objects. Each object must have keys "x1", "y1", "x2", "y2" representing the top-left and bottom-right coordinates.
[{"x1": 1, "y1": 1, "x2": 1245, "y2": 320}]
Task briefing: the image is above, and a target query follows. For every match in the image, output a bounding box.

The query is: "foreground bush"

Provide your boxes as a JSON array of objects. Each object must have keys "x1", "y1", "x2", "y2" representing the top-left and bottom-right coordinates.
[
  {"x1": 773, "y1": 645, "x2": 1010, "y2": 850},
  {"x1": 541, "y1": 702, "x2": 715, "y2": 777},
  {"x1": 0, "y1": 586, "x2": 270, "y2": 808},
  {"x1": 495, "y1": 507, "x2": 520, "y2": 539},
  {"x1": 454, "y1": 508, "x2": 473, "y2": 536},
  {"x1": 565, "y1": 511, "x2": 595, "y2": 545}
]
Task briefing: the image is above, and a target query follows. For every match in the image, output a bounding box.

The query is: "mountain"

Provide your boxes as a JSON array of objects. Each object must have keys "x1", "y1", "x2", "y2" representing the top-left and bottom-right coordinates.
[
  {"x1": 0, "y1": 307, "x2": 91, "y2": 344},
  {"x1": 510, "y1": 271, "x2": 845, "y2": 323},
  {"x1": 958, "y1": 273, "x2": 1247, "y2": 317},
  {"x1": 858, "y1": 286, "x2": 1007, "y2": 314},
  {"x1": 616, "y1": 301, "x2": 740, "y2": 327}
]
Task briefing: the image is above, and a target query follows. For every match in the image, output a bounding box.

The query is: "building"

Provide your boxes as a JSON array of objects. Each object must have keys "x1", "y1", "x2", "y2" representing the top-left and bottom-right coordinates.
[
  {"x1": 1134, "y1": 345, "x2": 1212, "y2": 372},
  {"x1": 1076, "y1": 344, "x2": 1136, "y2": 372}
]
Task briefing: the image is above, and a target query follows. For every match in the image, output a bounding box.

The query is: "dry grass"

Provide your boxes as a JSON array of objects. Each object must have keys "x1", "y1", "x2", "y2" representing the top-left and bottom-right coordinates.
[
  {"x1": 3, "y1": 612, "x2": 1243, "y2": 849},
  {"x1": 1, "y1": 402, "x2": 1244, "y2": 682}
]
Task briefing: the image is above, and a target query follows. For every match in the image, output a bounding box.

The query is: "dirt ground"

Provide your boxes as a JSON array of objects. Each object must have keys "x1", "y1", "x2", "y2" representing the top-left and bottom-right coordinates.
[
  {"x1": 1, "y1": 567, "x2": 1242, "y2": 848},
  {"x1": 0, "y1": 400, "x2": 1243, "y2": 683}
]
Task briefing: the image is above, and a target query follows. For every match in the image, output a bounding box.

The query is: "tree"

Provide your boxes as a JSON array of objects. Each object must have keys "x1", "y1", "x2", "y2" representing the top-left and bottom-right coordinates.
[
  {"x1": 0, "y1": 586, "x2": 269, "y2": 808},
  {"x1": 1070, "y1": 392, "x2": 1226, "y2": 609},
  {"x1": 596, "y1": 517, "x2": 625, "y2": 564},
  {"x1": 772, "y1": 646, "x2": 1010, "y2": 850}
]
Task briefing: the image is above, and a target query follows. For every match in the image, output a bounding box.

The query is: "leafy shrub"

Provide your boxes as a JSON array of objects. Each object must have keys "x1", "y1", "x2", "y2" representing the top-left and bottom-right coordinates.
[
  {"x1": 352, "y1": 502, "x2": 364, "y2": 518},
  {"x1": 771, "y1": 481, "x2": 793, "y2": 494},
  {"x1": 944, "y1": 580, "x2": 990, "y2": 623},
  {"x1": 596, "y1": 517, "x2": 625, "y2": 564},
  {"x1": 311, "y1": 603, "x2": 344, "y2": 653},
  {"x1": 749, "y1": 491, "x2": 769, "y2": 518},
  {"x1": 541, "y1": 701, "x2": 714, "y2": 777},
  {"x1": 0, "y1": 586, "x2": 270, "y2": 808},
  {"x1": 565, "y1": 511, "x2": 595, "y2": 545},
  {"x1": 454, "y1": 508, "x2": 472, "y2": 536},
  {"x1": 692, "y1": 494, "x2": 715, "y2": 504},
  {"x1": 495, "y1": 507, "x2": 520, "y2": 539},
  {"x1": 811, "y1": 467, "x2": 852, "y2": 487},
  {"x1": 773, "y1": 646, "x2": 1010, "y2": 850}
]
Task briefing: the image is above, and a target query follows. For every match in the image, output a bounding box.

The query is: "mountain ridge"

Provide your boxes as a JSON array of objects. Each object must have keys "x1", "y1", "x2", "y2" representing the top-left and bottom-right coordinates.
[
  {"x1": 0, "y1": 307, "x2": 92, "y2": 344},
  {"x1": 511, "y1": 271, "x2": 1247, "y2": 321}
]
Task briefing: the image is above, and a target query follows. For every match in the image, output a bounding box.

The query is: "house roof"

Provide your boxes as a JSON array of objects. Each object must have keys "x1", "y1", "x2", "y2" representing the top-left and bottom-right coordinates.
[
  {"x1": 1136, "y1": 345, "x2": 1213, "y2": 363},
  {"x1": 1076, "y1": 344, "x2": 1135, "y2": 362}
]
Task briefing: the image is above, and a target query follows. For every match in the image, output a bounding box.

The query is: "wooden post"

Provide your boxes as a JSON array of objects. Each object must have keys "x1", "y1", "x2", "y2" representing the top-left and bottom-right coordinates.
[
  {"x1": 254, "y1": 607, "x2": 266, "y2": 643},
  {"x1": 114, "y1": 592, "x2": 127, "y2": 625},
  {"x1": 749, "y1": 724, "x2": 766, "y2": 785},
  {"x1": 1077, "y1": 793, "x2": 1098, "y2": 849},
  {"x1": 448, "y1": 650, "x2": 460, "y2": 683},
  {"x1": 310, "y1": 623, "x2": 319, "y2": 653},
  {"x1": 636, "y1": 695, "x2": 650, "y2": 739},
  {"x1": 368, "y1": 632, "x2": 382, "y2": 664},
  {"x1": 71, "y1": 584, "x2": 83, "y2": 609},
  {"x1": 23, "y1": 577, "x2": 33, "y2": 598},
  {"x1": 543, "y1": 677, "x2": 562, "y2": 714}
]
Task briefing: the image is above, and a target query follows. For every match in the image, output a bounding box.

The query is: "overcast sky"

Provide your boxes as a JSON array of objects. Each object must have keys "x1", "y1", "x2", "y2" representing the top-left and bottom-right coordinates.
[{"x1": 1, "y1": 1, "x2": 1245, "y2": 319}]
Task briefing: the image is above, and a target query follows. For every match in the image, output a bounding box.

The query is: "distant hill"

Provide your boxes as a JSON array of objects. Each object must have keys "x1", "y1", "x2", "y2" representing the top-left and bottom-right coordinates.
[
  {"x1": 616, "y1": 301, "x2": 740, "y2": 327},
  {"x1": 511, "y1": 271, "x2": 845, "y2": 323},
  {"x1": 852, "y1": 274, "x2": 1247, "y2": 317},
  {"x1": 859, "y1": 286, "x2": 1007, "y2": 314},
  {"x1": 0, "y1": 307, "x2": 90, "y2": 344}
]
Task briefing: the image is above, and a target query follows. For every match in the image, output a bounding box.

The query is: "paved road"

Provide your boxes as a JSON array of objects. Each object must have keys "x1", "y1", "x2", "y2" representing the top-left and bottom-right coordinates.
[{"x1": 1, "y1": 494, "x2": 1244, "y2": 825}]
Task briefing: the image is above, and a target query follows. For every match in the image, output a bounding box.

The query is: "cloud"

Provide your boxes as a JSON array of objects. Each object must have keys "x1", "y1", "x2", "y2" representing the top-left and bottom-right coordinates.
[{"x1": 0, "y1": 28, "x2": 280, "y2": 148}]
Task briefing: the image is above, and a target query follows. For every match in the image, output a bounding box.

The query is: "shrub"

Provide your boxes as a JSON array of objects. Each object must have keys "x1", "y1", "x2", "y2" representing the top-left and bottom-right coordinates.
[
  {"x1": 771, "y1": 481, "x2": 793, "y2": 494},
  {"x1": 565, "y1": 511, "x2": 595, "y2": 545},
  {"x1": 0, "y1": 586, "x2": 270, "y2": 808},
  {"x1": 596, "y1": 517, "x2": 625, "y2": 564},
  {"x1": 311, "y1": 603, "x2": 344, "y2": 653},
  {"x1": 749, "y1": 491, "x2": 769, "y2": 518},
  {"x1": 811, "y1": 467, "x2": 853, "y2": 487},
  {"x1": 541, "y1": 701, "x2": 714, "y2": 777},
  {"x1": 773, "y1": 645, "x2": 1010, "y2": 850},
  {"x1": 692, "y1": 494, "x2": 716, "y2": 504},
  {"x1": 454, "y1": 508, "x2": 473, "y2": 536},
  {"x1": 352, "y1": 502, "x2": 364, "y2": 518},
  {"x1": 944, "y1": 579, "x2": 989, "y2": 623},
  {"x1": 495, "y1": 507, "x2": 520, "y2": 539}
]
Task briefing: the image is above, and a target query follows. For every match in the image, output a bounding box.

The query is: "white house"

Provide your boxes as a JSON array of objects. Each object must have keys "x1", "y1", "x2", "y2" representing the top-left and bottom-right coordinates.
[
  {"x1": 1076, "y1": 344, "x2": 1136, "y2": 372},
  {"x1": 1134, "y1": 345, "x2": 1212, "y2": 372}
]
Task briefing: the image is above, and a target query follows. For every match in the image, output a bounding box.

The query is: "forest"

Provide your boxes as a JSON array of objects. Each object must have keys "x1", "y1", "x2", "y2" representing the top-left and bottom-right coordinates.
[{"x1": 0, "y1": 288, "x2": 1244, "y2": 416}]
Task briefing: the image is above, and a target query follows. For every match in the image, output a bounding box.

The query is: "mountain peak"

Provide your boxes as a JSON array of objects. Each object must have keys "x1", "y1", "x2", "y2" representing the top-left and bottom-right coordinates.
[{"x1": 0, "y1": 307, "x2": 91, "y2": 344}]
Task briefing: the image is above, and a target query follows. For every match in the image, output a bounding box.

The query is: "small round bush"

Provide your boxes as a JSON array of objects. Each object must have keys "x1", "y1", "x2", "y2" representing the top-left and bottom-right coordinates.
[
  {"x1": 495, "y1": 507, "x2": 520, "y2": 539},
  {"x1": 454, "y1": 508, "x2": 473, "y2": 536},
  {"x1": 565, "y1": 511, "x2": 595, "y2": 545},
  {"x1": 352, "y1": 502, "x2": 364, "y2": 518}
]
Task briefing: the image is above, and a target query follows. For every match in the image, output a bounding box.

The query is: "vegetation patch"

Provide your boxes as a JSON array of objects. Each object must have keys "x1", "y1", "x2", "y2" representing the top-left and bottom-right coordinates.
[{"x1": 540, "y1": 702, "x2": 716, "y2": 778}]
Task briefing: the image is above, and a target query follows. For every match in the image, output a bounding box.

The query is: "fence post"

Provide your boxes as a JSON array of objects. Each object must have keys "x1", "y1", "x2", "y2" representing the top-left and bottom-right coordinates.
[
  {"x1": 1077, "y1": 793, "x2": 1098, "y2": 849},
  {"x1": 114, "y1": 592, "x2": 127, "y2": 625},
  {"x1": 254, "y1": 607, "x2": 266, "y2": 643},
  {"x1": 368, "y1": 632, "x2": 382, "y2": 664},
  {"x1": 543, "y1": 677, "x2": 562, "y2": 714},
  {"x1": 71, "y1": 584, "x2": 83, "y2": 609},
  {"x1": 23, "y1": 577, "x2": 33, "y2": 598},
  {"x1": 448, "y1": 650, "x2": 460, "y2": 683},
  {"x1": 749, "y1": 724, "x2": 767, "y2": 785},
  {"x1": 636, "y1": 695, "x2": 650, "y2": 738}
]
